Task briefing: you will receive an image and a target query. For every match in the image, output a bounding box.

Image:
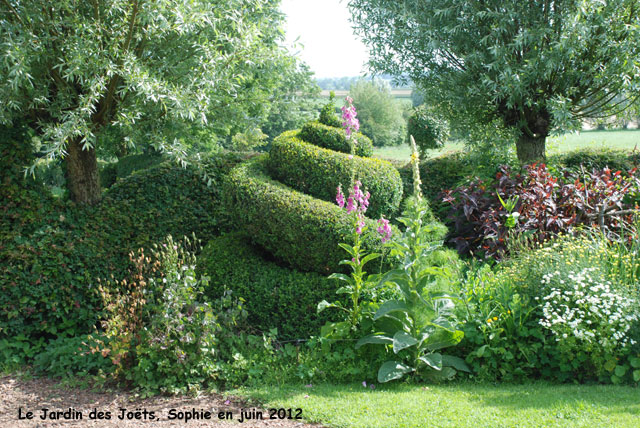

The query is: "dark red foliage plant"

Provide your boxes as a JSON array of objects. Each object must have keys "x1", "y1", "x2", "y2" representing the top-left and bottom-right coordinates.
[{"x1": 443, "y1": 163, "x2": 640, "y2": 259}]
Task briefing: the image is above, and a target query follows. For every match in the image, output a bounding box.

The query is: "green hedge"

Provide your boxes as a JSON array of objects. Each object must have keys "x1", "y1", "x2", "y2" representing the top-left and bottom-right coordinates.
[
  {"x1": 299, "y1": 121, "x2": 373, "y2": 157},
  {"x1": 224, "y1": 156, "x2": 392, "y2": 274},
  {"x1": 0, "y1": 152, "x2": 245, "y2": 356},
  {"x1": 268, "y1": 131, "x2": 403, "y2": 219},
  {"x1": 197, "y1": 234, "x2": 342, "y2": 340},
  {"x1": 398, "y1": 152, "x2": 473, "y2": 222},
  {"x1": 550, "y1": 147, "x2": 639, "y2": 173}
]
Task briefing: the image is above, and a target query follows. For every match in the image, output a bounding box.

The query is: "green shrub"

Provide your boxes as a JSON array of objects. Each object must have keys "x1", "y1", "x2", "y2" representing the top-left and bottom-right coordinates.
[
  {"x1": 0, "y1": 153, "x2": 245, "y2": 356},
  {"x1": 223, "y1": 156, "x2": 391, "y2": 274},
  {"x1": 407, "y1": 105, "x2": 449, "y2": 156},
  {"x1": 198, "y1": 234, "x2": 342, "y2": 340},
  {"x1": 550, "y1": 147, "x2": 638, "y2": 173},
  {"x1": 319, "y1": 91, "x2": 342, "y2": 128},
  {"x1": 99, "y1": 161, "x2": 117, "y2": 188},
  {"x1": 398, "y1": 152, "x2": 472, "y2": 221},
  {"x1": 299, "y1": 121, "x2": 373, "y2": 157},
  {"x1": 455, "y1": 233, "x2": 640, "y2": 384},
  {"x1": 268, "y1": 131, "x2": 403, "y2": 218},
  {"x1": 349, "y1": 79, "x2": 406, "y2": 147}
]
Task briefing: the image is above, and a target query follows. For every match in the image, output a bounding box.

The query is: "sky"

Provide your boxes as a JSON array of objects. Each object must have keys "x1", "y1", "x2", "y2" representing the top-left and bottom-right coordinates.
[{"x1": 280, "y1": 0, "x2": 370, "y2": 78}]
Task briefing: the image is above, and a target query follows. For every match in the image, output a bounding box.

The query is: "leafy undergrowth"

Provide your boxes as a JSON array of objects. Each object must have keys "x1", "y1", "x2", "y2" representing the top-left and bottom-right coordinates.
[{"x1": 242, "y1": 382, "x2": 640, "y2": 428}]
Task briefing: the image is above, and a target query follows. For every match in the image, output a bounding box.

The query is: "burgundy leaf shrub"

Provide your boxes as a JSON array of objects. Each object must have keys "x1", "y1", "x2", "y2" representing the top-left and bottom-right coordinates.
[{"x1": 444, "y1": 164, "x2": 639, "y2": 259}]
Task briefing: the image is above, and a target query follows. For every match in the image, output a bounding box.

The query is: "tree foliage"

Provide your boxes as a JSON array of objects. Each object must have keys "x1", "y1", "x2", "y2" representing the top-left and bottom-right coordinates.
[
  {"x1": 0, "y1": 0, "x2": 317, "y2": 202},
  {"x1": 349, "y1": 79, "x2": 405, "y2": 147},
  {"x1": 349, "y1": 0, "x2": 640, "y2": 162}
]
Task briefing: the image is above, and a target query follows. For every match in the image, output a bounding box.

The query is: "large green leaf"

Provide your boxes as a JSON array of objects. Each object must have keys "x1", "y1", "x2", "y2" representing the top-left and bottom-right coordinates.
[
  {"x1": 392, "y1": 331, "x2": 418, "y2": 353},
  {"x1": 374, "y1": 300, "x2": 408, "y2": 320},
  {"x1": 320, "y1": 321, "x2": 350, "y2": 339},
  {"x1": 328, "y1": 273, "x2": 351, "y2": 283},
  {"x1": 441, "y1": 355, "x2": 471, "y2": 372},
  {"x1": 377, "y1": 361, "x2": 414, "y2": 383},
  {"x1": 360, "y1": 252, "x2": 381, "y2": 268},
  {"x1": 419, "y1": 353, "x2": 442, "y2": 370},
  {"x1": 355, "y1": 334, "x2": 393, "y2": 349},
  {"x1": 424, "y1": 329, "x2": 464, "y2": 351}
]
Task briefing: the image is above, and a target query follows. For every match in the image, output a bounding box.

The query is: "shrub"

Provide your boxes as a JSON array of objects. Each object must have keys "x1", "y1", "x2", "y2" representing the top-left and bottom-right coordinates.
[
  {"x1": 319, "y1": 92, "x2": 342, "y2": 128},
  {"x1": 455, "y1": 234, "x2": 640, "y2": 383},
  {"x1": 223, "y1": 156, "x2": 392, "y2": 274},
  {"x1": 406, "y1": 105, "x2": 449, "y2": 157},
  {"x1": 551, "y1": 147, "x2": 638, "y2": 174},
  {"x1": 99, "y1": 161, "x2": 118, "y2": 188},
  {"x1": 349, "y1": 79, "x2": 406, "y2": 147},
  {"x1": 197, "y1": 234, "x2": 342, "y2": 340},
  {"x1": 268, "y1": 131, "x2": 403, "y2": 218},
  {"x1": 114, "y1": 152, "x2": 165, "y2": 180},
  {"x1": 0, "y1": 153, "x2": 245, "y2": 356},
  {"x1": 398, "y1": 152, "x2": 472, "y2": 221},
  {"x1": 299, "y1": 121, "x2": 373, "y2": 157},
  {"x1": 443, "y1": 163, "x2": 640, "y2": 258},
  {"x1": 95, "y1": 236, "x2": 248, "y2": 394}
]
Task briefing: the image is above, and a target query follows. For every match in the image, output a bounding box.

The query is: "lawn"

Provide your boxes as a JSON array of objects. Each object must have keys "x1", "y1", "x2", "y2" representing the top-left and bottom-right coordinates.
[
  {"x1": 244, "y1": 382, "x2": 640, "y2": 428},
  {"x1": 374, "y1": 129, "x2": 640, "y2": 162}
]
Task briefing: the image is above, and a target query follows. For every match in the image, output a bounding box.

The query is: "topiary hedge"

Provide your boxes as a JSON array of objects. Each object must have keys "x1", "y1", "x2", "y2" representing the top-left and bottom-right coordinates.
[
  {"x1": 224, "y1": 156, "x2": 392, "y2": 274},
  {"x1": 197, "y1": 234, "x2": 343, "y2": 340},
  {"x1": 299, "y1": 121, "x2": 373, "y2": 157},
  {"x1": 550, "y1": 147, "x2": 639, "y2": 174},
  {"x1": 268, "y1": 131, "x2": 403, "y2": 219},
  {"x1": 0, "y1": 152, "x2": 246, "y2": 357},
  {"x1": 398, "y1": 151, "x2": 472, "y2": 222}
]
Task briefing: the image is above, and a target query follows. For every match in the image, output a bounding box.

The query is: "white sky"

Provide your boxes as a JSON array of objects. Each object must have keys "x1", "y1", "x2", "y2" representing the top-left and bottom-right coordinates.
[{"x1": 280, "y1": 0, "x2": 370, "y2": 78}]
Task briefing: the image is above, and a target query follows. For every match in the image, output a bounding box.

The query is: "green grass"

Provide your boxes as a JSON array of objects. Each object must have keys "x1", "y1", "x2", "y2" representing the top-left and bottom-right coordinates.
[
  {"x1": 374, "y1": 129, "x2": 640, "y2": 162},
  {"x1": 243, "y1": 382, "x2": 640, "y2": 428}
]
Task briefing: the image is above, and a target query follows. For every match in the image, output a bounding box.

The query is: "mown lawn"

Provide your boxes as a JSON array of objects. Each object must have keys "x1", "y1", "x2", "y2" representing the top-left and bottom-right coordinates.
[
  {"x1": 244, "y1": 382, "x2": 640, "y2": 428},
  {"x1": 374, "y1": 129, "x2": 640, "y2": 162}
]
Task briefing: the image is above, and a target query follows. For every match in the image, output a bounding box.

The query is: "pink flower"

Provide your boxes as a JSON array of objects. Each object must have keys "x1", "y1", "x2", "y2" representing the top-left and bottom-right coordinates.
[
  {"x1": 377, "y1": 217, "x2": 392, "y2": 243},
  {"x1": 348, "y1": 155, "x2": 354, "y2": 160},
  {"x1": 336, "y1": 186, "x2": 345, "y2": 208},
  {"x1": 341, "y1": 97, "x2": 360, "y2": 138},
  {"x1": 346, "y1": 195, "x2": 357, "y2": 214},
  {"x1": 362, "y1": 381, "x2": 367, "y2": 387}
]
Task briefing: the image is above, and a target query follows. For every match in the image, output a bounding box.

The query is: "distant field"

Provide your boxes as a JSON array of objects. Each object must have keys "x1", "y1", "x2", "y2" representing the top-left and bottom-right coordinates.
[
  {"x1": 320, "y1": 89, "x2": 412, "y2": 99},
  {"x1": 373, "y1": 129, "x2": 640, "y2": 162}
]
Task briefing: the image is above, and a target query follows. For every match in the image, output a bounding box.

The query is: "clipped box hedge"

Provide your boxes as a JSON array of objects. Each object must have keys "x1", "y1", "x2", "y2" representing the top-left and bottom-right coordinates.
[
  {"x1": 299, "y1": 121, "x2": 374, "y2": 157},
  {"x1": 224, "y1": 156, "x2": 391, "y2": 274},
  {"x1": 197, "y1": 234, "x2": 343, "y2": 340},
  {"x1": 268, "y1": 131, "x2": 403, "y2": 218}
]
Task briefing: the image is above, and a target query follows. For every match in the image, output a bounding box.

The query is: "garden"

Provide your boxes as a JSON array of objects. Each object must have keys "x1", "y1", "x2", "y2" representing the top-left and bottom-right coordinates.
[{"x1": 2, "y1": 1, "x2": 640, "y2": 427}]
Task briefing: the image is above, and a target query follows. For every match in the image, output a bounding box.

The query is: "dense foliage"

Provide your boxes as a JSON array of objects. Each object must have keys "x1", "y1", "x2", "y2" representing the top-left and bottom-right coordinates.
[
  {"x1": 0, "y1": 0, "x2": 317, "y2": 202},
  {"x1": 268, "y1": 131, "x2": 403, "y2": 218},
  {"x1": 0, "y1": 149, "x2": 245, "y2": 359},
  {"x1": 348, "y1": 80, "x2": 406, "y2": 147},
  {"x1": 349, "y1": 0, "x2": 640, "y2": 162},
  {"x1": 443, "y1": 163, "x2": 640, "y2": 258},
  {"x1": 406, "y1": 106, "x2": 449, "y2": 157},
  {"x1": 223, "y1": 156, "x2": 390, "y2": 274},
  {"x1": 198, "y1": 234, "x2": 341, "y2": 340},
  {"x1": 299, "y1": 121, "x2": 373, "y2": 157},
  {"x1": 456, "y1": 233, "x2": 640, "y2": 383}
]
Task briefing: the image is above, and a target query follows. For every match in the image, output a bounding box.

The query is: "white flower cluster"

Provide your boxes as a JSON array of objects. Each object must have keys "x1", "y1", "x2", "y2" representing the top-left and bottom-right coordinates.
[{"x1": 539, "y1": 268, "x2": 639, "y2": 353}]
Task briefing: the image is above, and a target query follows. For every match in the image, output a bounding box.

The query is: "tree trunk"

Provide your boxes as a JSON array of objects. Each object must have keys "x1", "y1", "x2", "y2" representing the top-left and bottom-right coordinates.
[
  {"x1": 65, "y1": 137, "x2": 101, "y2": 204},
  {"x1": 516, "y1": 134, "x2": 546, "y2": 165}
]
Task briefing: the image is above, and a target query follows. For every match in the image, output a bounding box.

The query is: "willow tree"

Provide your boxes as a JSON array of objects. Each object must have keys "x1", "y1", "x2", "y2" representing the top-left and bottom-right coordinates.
[
  {"x1": 349, "y1": 0, "x2": 640, "y2": 163},
  {"x1": 0, "y1": 0, "x2": 294, "y2": 204}
]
